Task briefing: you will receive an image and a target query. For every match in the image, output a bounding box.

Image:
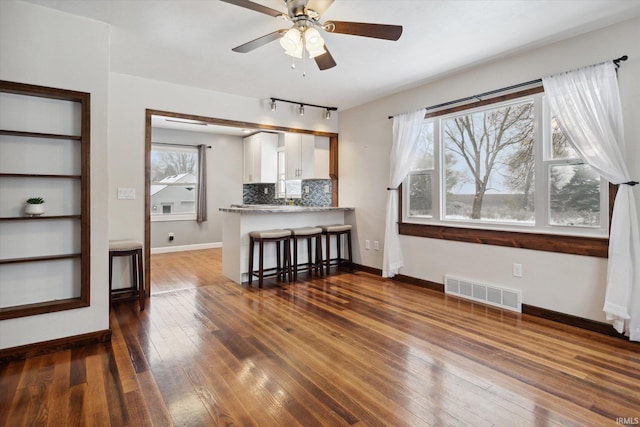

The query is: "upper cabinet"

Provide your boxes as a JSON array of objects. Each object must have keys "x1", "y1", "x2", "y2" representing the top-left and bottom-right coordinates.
[
  {"x1": 284, "y1": 134, "x2": 330, "y2": 180},
  {"x1": 284, "y1": 133, "x2": 314, "y2": 180},
  {"x1": 243, "y1": 132, "x2": 278, "y2": 184}
]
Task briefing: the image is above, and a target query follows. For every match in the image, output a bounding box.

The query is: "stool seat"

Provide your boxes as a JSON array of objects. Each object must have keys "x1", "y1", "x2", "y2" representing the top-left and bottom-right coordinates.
[
  {"x1": 321, "y1": 224, "x2": 352, "y2": 233},
  {"x1": 289, "y1": 226, "x2": 323, "y2": 236},
  {"x1": 249, "y1": 229, "x2": 292, "y2": 239},
  {"x1": 109, "y1": 239, "x2": 144, "y2": 310},
  {"x1": 109, "y1": 239, "x2": 143, "y2": 251}
]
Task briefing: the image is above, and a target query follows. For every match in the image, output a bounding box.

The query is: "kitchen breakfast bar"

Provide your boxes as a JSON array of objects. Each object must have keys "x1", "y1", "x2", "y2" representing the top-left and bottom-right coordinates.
[{"x1": 219, "y1": 205, "x2": 355, "y2": 284}]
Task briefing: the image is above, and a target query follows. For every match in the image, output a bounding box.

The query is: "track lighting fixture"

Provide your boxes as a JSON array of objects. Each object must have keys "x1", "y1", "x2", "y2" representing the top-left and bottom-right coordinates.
[{"x1": 269, "y1": 98, "x2": 337, "y2": 119}]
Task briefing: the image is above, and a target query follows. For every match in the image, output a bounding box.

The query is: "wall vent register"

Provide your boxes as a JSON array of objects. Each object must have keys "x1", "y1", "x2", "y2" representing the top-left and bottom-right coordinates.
[{"x1": 445, "y1": 275, "x2": 521, "y2": 313}]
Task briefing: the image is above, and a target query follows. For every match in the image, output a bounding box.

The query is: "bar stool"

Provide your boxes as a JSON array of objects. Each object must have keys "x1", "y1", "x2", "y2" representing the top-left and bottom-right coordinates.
[
  {"x1": 320, "y1": 224, "x2": 353, "y2": 273},
  {"x1": 248, "y1": 229, "x2": 292, "y2": 288},
  {"x1": 108, "y1": 239, "x2": 145, "y2": 310},
  {"x1": 288, "y1": 227, "x2": 324, "y2": 281}
]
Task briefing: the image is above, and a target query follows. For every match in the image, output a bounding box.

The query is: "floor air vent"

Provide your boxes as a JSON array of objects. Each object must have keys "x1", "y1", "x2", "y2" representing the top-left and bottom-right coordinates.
[{"x1": 445, "y1": 275, "x2": 522, "y2": 312}]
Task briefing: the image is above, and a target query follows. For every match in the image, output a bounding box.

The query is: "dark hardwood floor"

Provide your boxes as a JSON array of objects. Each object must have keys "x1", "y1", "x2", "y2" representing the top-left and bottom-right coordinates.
[{"x1": 2, "y1": 248, "x2": 640, "y2": 426}]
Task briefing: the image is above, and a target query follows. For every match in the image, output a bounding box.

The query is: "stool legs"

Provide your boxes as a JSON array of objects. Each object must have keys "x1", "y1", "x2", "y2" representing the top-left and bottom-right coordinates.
[
  {"x1": 108, "y1": 248, "x2": 144, "y2": 311},
  {"x1": 136, "y1": 248, "x2": 145, "y2": 310},
  {"x1": 324, "y1": 230, "x2": 353, "y2": 273},
  {"x1": 248, "y1": 235, "x2": 292, "y2": 288},
  {"x1": 248, "y1": 237, "x2": 255, "y2": 286},
  {"x1": 290, "y1": 233, "x2": 323, "y2": 282}
]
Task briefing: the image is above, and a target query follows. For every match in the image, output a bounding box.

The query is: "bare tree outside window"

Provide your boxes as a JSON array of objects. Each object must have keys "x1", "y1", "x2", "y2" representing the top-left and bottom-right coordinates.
[{"x1": 443, "y1": 101, "x2": 534, "y2": 222}]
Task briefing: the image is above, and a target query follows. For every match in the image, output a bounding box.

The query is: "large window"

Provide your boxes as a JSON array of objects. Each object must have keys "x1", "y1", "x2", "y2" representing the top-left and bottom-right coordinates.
[
  {"x1": 151, "y1": 144, "x2": 199, "y2": 221},
  {"x1": 403, "y1": 89, "x2": 609, "y2": 244}
]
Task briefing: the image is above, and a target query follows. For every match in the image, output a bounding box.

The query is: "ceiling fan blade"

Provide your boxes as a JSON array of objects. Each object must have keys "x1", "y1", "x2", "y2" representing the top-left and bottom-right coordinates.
[
  {"x1": 324, "y1": 21, "x2": 403, "y2": 41},
  {"x1": 306, "y1": 0, "x2": 335, "y2": 17},
  {"x1": 220, "y1": 0, "x2": 283, "y2": 18},
  {"x1": 314, "y1": 46, "x2": 337, "y2": 70},
  {"x1": 232, "y1": 30, "x2": 285, "y2": 53}
]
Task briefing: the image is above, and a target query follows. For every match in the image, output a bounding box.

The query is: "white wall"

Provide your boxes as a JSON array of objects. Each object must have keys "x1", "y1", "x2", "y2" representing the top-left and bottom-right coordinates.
[
  {"x1": 0, "y1": 1, "x2": 110, "y2": 349},
  {"x1": 339, "y1": 17, "x2": 640, "y2": 322},
  {"x1": 150, "y1": 127, "x2": 243, "y2": 249}
]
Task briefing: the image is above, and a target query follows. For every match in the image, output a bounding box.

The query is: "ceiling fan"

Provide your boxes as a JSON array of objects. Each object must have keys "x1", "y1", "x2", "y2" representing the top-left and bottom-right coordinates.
[{"x1": 220, "y1": 0, "x2": 403, "y2": 71}]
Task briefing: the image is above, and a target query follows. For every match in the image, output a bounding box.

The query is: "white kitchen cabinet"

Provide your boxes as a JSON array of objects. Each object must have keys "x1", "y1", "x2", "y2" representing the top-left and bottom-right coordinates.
[
  {"x1": 284, "y1": 133, "x2": 315, "y2": 180},
  {"x1": 243, "y1": 132, "x2": 278, "y2": 184}
]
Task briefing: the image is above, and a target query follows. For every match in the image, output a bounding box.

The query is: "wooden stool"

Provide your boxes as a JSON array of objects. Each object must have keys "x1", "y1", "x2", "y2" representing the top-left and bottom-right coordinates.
[
  {"x1": 248, "y1": 229, "x2": 292, "y2": 288},
  {"x1": 288, "y1": 227, "x2": 324, "y2": 281},
  {"x1": 108, "y1": 239, "x2": 145, "y2": 310},
  {"x1": 320, "y1": 224, "x2": 353, "y2": 274}
]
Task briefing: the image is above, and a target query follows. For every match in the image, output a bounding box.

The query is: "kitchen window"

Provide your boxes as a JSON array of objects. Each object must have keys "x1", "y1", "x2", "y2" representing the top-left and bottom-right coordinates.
[
  {"x1": 401, "y1": 88, "x2": 610, "y2": 256},
  {"x1": 276, "y1": 147, "x2": 301, "y2": 200},
  {"x1": 151, "y1": 144, "x2": 199, "y2": 221}
]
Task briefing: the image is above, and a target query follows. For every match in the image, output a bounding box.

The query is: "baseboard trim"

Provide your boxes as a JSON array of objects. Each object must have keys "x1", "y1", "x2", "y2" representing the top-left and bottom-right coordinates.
[
  {"x1": 151, "y1": 242, "x2": 222, "y2": 254},
  {"x1": 394, "y1": 274, "x2": 445, "y2": 292},
  {"x1": 521, "y1": 304, "x2": 625, "y2": 338},
  {"x1": 354, "y1": 264, "x2": 622, "y2": 339},
  {"x1": 0, "y1": 329, "x2": 112, "y2": 363},
  {"x1": 352, "y1": 263, "x2": 381, "y2": 276}
]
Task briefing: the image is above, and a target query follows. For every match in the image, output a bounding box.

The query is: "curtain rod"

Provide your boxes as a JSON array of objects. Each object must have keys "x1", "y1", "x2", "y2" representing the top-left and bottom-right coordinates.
[
  {"x1": 152, "y1": 142, "x2": 211, "y2": 149},
  {"x1": 387, "y1": 55, "x2": 628, "y2": 120}
]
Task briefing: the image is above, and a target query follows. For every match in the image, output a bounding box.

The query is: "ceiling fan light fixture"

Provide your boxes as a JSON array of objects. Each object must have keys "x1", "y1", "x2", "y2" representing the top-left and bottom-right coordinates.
[
  {"x1": 304, "y1": 27, "x2": 324, "y2": 49},
  {"x1": 280, "y1": 28, "x2": 302, "y2": 55}
]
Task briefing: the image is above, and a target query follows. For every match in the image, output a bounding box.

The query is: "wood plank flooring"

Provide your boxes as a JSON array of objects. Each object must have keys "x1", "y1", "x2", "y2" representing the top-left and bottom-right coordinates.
[{"x1": 2, "y1": 248, "x2": 640, "y2": 426}]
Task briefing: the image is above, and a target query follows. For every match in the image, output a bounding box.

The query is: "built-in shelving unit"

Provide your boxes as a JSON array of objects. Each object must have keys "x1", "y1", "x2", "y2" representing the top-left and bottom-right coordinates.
[{"x1": 0, "y1": 80, "x2": 90, "y2": 320}]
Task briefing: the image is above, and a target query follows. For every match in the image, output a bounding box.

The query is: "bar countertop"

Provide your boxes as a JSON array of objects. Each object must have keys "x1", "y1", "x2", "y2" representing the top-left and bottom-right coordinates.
[{"x1": 219, "y1": 204, "x2": 355, "y2": 214}]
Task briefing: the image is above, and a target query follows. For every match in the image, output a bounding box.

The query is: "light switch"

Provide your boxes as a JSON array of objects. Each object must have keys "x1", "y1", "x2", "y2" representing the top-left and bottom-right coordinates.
[{"x1": 117, "y1": 187, "x2": 136, "y2": 200}]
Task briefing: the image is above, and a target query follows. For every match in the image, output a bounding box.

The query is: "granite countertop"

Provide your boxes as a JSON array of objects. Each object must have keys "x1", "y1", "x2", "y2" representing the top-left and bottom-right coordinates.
[{"x1": 219, "y1": 204, "x2": 355, "y2": 213}]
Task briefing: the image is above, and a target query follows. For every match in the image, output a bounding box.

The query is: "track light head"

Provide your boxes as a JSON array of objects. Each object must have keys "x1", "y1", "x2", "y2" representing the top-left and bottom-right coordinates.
[{"x1": 268, "y1": 98, "x2": 336, "y2": 118}]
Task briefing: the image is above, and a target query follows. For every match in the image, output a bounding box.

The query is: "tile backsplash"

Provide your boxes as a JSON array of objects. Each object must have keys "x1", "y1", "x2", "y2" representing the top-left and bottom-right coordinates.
[{"x1": 243, "y1": 179, "x2": 332, "y2": 206}]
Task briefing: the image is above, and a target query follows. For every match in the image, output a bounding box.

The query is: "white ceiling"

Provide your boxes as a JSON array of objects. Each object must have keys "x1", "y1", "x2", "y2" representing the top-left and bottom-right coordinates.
[{"x1": 24, "y1": 0, "x2": 640, "y2": 112}]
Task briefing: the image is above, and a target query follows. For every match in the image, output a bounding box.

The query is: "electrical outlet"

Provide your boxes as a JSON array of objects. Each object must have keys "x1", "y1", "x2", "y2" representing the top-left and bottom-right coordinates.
[
  {"x1": 513, "y1": 263, "x2": 523, "y2": 277},
  {"x1": 304, "y1": 186, "x2": 310, "y2": 193},
  {"x1": 365, "y1": 240, "x2": 370, "y2": 250},
  {"x1": 374, "y1": 240, "x2": 380, "y2": 251},
  {"x1": 168, "y1": 232, "x2": 174, "y2": 242},
  {"x1": 324, "y1": 184, "x2": 330, "y2": 193},
  {"x1": 264, "y1": 187, "x2": 268, "y2": 194}
]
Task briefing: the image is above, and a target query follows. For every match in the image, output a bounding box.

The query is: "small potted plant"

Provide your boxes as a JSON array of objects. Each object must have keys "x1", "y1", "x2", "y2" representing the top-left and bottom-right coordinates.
[{"x1": 25, "y1": 197, "x2": 45, "y2": 216}]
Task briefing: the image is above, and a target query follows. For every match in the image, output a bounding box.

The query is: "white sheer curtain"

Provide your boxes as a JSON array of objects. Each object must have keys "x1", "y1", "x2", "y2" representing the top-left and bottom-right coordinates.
[
  {"x1": 543, "y1": 62, "x2": 640, "y2": 340},
  {"x1": 196, "y1": 144, "x2": 207, "y2": 222},
  {"x1": 383, "y1": 109, "x2": 426, "y2": 277}
]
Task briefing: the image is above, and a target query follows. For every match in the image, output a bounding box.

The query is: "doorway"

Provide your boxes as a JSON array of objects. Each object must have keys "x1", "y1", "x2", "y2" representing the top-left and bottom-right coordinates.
[{"x1": 143, "y1": 109, "x2": 339, "y2": 296}]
